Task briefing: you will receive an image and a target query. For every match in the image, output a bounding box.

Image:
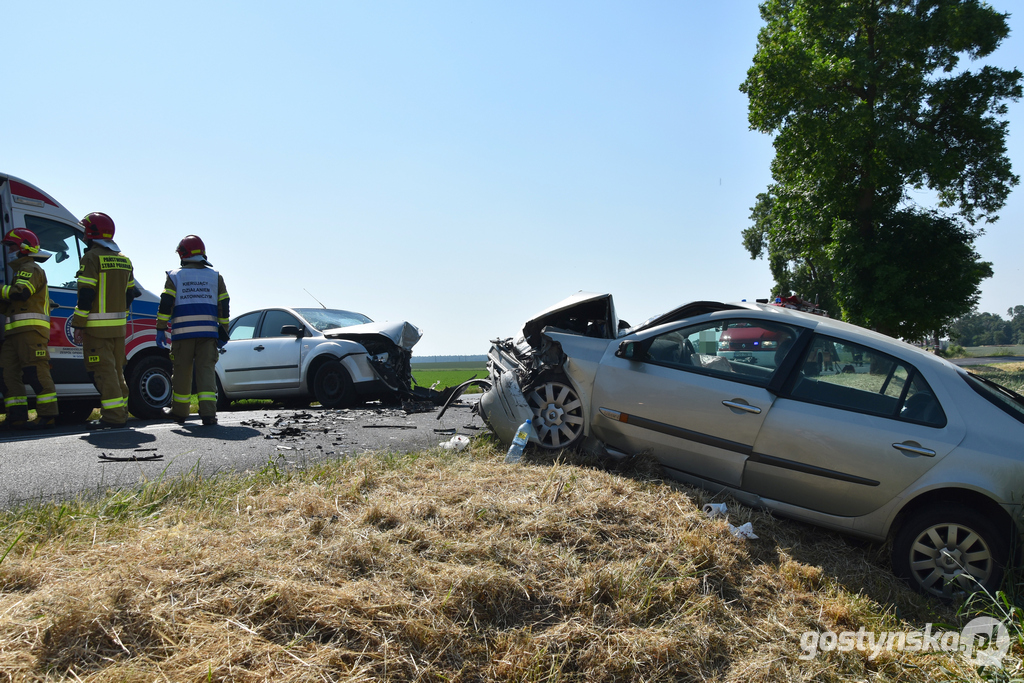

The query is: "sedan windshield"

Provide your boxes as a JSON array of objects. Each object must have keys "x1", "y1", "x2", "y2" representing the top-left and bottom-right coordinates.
[{"x1": 295, "y1": 308, "x2": 373, "y2": 332}]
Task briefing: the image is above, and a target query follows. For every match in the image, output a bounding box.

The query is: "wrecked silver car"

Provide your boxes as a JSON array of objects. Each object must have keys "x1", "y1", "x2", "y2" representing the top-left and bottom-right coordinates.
[
  {"x1": 468, "y1": 292, "x2": 1024, "y2": 598},
  {"x1": 216, "y1": 307, "x2": 423, "y2": 409}
]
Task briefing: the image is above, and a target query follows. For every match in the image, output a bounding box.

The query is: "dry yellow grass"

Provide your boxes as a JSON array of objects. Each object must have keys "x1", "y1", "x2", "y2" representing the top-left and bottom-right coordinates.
[{"x1": 0, "y1": 440, "x2": 1014, "y2": 681}]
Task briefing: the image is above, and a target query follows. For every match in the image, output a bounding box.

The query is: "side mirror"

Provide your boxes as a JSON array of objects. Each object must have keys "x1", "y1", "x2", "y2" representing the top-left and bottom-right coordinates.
[
  {"x1": 616, "y1": 340, "x2": 642, "y2": 360},
  {"x1": 280, "y1": 325, "x2": 305, "y2": 338}
]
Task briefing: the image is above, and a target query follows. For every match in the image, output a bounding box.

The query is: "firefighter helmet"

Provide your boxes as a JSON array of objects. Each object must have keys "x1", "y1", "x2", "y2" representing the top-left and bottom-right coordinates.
[
  {"x1": 2, "y1": 228, "x2": 40, "y2": 257},
  {"x1": 80, "y1": 212, "x2": 115, "y2": 240},
  {"x1": 176, "y1": 235, "x2": 207, "y2": 259}
]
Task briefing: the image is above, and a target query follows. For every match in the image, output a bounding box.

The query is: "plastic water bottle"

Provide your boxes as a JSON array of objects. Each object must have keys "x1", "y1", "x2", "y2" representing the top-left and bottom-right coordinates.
[{"x1": 504, "y1": 419, "x2": 532, "y2": 463}]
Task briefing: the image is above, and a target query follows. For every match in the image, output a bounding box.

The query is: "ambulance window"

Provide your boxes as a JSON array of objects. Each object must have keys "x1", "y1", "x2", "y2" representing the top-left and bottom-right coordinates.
[
  {"x1": 229, "y1": 312, "x2": 261, "y2": 341},
  {"x1": 23, "y1": 215, "x2": 84, "y2": 290}
]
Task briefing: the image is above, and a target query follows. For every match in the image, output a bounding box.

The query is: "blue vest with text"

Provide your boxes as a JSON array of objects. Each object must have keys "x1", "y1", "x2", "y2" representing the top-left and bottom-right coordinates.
[{"x1": 168, "y1": 266, "x2": 220, "y2": 339}]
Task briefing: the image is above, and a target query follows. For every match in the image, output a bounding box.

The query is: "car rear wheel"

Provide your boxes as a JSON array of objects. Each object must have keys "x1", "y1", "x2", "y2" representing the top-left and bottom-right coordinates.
[
  {"x1": 126, "y1": 355, "x2": 173, "y2": 419},
  {"x1": 892, "y1": 504, "x2": 1008, "y2": 599},
  {"x1": 313, "y1": 360, "x2": 354, "y2": 409},
  {"x1": 525, "y1": 378, "x2": 584, "y2": 450}
]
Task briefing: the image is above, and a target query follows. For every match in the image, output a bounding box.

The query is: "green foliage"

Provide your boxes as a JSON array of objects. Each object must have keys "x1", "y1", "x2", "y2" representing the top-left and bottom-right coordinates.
[
  {"x1": 950, "y1": 306, "x2": 1024, "y2": 346},
  {"x1": 741, "y1": 0, "x2": 1021, "y2": 339}
]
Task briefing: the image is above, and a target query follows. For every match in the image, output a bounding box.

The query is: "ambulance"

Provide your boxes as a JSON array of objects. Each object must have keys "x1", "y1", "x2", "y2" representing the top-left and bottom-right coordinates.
[{"x1": 0, "y1": 172, "x2": 172, "y2": 422}]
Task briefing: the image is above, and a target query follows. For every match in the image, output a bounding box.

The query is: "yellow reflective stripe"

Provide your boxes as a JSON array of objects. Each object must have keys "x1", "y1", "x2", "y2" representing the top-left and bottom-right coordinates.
[
  {"x1": 157, "y1": 312, "x2": 171, "y2": 322},
  {"x1": 88, "y1": 312, "x2": 126, "y2": 320},
  {"x1": 85, "y1": 319, "x2": 127, "y2": 328},
  {"x1": 0, "y1": 285, "x2": 8, "y2": 298},
  {"x1": 36, "y1": 393, "x2": 57, "y2": 404},
  {"x1": 101, "y1": 397, "x2": 126, "y2": 409},
  {"x1": 4, "y1": 396, "x2": 28, "y2": 407},
  {"x1": 218, "y1": 292, "x2": 229, "y2": 300},
  {"x1": 5, "y1": 321, "x2": 49, "y2": 331},
  {"x1": 218, "y1": 318, "x2": 229, "y2": 325},
  {"x1": 73, "y1": 308, "x2": 89, "y2": 319},
  {"x1": 172, "y1": 393, "x2": 192, "y2": 404},
  {"x1": 77, "y1": 276, "x2": 98, "y2": 286},
  {"x1": 163, "y1": 288, "x2": 176, "y2": 297},
  {"x1": 197, "y1": 392, "x2": 217, "y2": 402},
  {"x1": 98, "y1": 272, "x2": 107, "y2": 312}
]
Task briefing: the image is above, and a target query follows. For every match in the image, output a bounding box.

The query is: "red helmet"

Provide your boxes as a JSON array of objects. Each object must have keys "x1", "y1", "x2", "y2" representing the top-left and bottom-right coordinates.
[
  {"x1": 3, "y1": 228, "x2": 40, "y2": 257},
  {"x1": 80, "y1": 212, "x2": 115, "y2": 240},
  {"x1": 176, "y1": 235, "x2": 207, "y2": 259}
]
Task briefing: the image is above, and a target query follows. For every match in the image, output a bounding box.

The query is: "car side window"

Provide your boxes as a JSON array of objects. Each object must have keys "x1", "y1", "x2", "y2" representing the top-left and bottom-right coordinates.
[
  {"x1": 787, "y1": 335, "x2": 946, "y2": 426},
  {"x1": 229, "y1": 312, "x2": 261, "y2": 340},
  {"x1": 641, "y1": 318, "x2": 800, "y2": 387},
  {"x1": 259, "y1": 310, "x2": 301, "y2": 338}
]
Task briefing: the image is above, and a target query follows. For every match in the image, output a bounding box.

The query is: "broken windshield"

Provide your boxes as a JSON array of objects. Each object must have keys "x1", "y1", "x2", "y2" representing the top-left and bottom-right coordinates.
[{"x1": 296, "y1": 308, "x2": 373, "y2": 332}]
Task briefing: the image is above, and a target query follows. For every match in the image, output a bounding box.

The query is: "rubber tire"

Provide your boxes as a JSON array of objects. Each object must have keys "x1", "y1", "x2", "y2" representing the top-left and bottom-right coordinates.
[
  {"x1": 126, "y1": 355, "x2": 174, "y2": 419},
  {"x1": 891, "y1": 504, "x2": 1009, "y2": 600},
  {"x1": 525, "y1": 376, "x2": 585, "y2": 451},
  {"x1": 312, "y1": 360, "x2": 354, "y2": 409},
  {"x1": 55, "y1": 399, "x2": 99, "y2": 425}
]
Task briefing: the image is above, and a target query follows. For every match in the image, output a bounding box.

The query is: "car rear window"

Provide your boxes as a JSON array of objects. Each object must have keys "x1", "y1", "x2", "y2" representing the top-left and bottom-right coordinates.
[{"x1": 962, "y1": 372, "x2": 1024, "y2": 425}]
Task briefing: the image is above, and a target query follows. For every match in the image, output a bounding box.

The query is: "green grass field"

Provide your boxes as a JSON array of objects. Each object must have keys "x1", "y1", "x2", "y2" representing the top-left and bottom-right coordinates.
[{"x1": 412, "y1": 365, "x2": 488, "y2": 392}]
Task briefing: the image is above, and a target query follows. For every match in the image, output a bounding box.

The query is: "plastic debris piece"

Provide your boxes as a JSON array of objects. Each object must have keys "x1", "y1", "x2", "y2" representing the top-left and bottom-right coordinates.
[
  {"x1": 728, "y1": 522, "x2": 759, "y2": 540},
  {"x1": 441, "y1": 435, "x2": 470, "y2": 451},
  {"x1": 703, "y1": 503, "x2": 728, "y2": 519}
]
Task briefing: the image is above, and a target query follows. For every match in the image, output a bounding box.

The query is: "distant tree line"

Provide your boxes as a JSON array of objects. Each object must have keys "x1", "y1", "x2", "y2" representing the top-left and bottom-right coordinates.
[{"x1": 949, "y1": 306, "x2": 1024, "y2": 346}]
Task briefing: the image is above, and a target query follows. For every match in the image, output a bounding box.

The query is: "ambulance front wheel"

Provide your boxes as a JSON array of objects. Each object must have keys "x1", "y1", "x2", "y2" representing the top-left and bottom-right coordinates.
[{"x1": 127, "y1": 355, "x2": 173, "y2": 419}]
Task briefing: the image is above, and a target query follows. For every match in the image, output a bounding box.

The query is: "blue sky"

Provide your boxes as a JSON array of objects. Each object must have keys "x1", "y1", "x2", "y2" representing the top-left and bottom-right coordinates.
[{"x1": 6, "y1": 1, "x2": 1023, "y2": 355}]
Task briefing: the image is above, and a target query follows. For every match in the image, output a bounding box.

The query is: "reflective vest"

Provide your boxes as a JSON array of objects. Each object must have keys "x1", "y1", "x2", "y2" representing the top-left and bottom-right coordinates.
[
  {"x1": 165, "y1": 266, "x2": 220, "y2": 339},
  {"x1": 2, "y1": 257, "x2": 49, "y2": 336},
  {"x1": 73, "y1": 247, "x2": 135, "y2": 338}
]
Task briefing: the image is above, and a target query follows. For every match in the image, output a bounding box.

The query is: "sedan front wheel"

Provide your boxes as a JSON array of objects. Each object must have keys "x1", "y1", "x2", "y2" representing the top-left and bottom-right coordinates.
[
  {"x1": 526, "y1": 379, "x2": 584, "y2": 450},
  {"x1": 892, "y1": 504, "x2": 1008, "y2": 599},
  {"x1": 313, "y1": 360, "x2": 354, "y2": 409}
]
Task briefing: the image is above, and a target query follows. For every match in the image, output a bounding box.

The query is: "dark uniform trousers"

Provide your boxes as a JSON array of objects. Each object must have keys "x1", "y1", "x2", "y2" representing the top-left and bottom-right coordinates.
[
  {"x1": 83, "y1": 333, "x2": 129, "y2": 424},
  {"x1": 170, "y1": 337, "x2": 219, "y2": 420},
  {"x1": 1, "y1": 329, "x2": 58, "y2": 420}
]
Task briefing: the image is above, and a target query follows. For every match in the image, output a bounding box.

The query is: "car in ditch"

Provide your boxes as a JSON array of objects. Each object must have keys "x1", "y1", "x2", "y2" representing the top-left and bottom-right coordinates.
[
  {"x1": 215, "y1": 307, "x2": 422, "y2": 409},
  {"x1": 470, "y1": 292, "x2": 1024, "y2": 599}
]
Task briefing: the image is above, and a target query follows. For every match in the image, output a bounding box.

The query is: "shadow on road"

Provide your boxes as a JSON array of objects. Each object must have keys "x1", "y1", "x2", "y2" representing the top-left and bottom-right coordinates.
[
  {"x1": 80, "y1": 430, "x2": 157, "y2": 449},
  {"x1": 168, "y1": 424, "x2": 263, "y2": 441}
]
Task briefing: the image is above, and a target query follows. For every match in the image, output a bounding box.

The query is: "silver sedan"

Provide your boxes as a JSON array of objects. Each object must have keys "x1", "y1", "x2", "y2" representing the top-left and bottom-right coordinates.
[{"x1": 477, "y1": 293, "x2": 1024, "y2": 599}]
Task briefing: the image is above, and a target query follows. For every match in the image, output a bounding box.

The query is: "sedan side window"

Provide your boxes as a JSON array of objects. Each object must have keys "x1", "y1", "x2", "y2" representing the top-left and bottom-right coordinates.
[
  {"x1": 787, "y1": 335, "x2": 946, "y2": 426},
  {"x1": 229, "y1": 312, "x2": 261, "y2": 340},
  {"x1": 259, "y1": 310, "x2": 301, "y2": 338},
  {"x1": 641, "y1": 319, "x2": 800, "y2": 387}
]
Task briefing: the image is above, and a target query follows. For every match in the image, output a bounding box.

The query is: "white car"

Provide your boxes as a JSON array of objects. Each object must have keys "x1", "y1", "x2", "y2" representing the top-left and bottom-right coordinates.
[{"x1": 215, "y1": 307, "x2": 422, "y2": 409}]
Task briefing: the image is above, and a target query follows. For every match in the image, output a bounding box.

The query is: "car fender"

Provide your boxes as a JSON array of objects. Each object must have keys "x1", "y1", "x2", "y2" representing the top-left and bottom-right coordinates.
[{"x1": 300, "y1": 339, "x2": 375, "y2": 387}]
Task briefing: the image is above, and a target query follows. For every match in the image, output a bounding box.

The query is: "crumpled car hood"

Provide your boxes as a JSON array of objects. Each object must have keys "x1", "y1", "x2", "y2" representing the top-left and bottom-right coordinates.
[
  {"x1": 521, "y1": 292, "x2": 618, "y2": 348},
  {"x1": 324, "y1": 321, "x2": 422, "y2": 351}
]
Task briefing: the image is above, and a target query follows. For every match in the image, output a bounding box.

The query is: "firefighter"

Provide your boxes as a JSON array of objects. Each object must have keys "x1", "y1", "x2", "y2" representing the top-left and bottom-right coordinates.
[
  {"x1": 0, "y1": 229, "x2": 59, "y2": 429},
  {"x1": 72, "y1": 212, "x2": 140, "y2": 430},
  {"x1": 155, "y1": 235, "x2": 229, "y2": 426}
]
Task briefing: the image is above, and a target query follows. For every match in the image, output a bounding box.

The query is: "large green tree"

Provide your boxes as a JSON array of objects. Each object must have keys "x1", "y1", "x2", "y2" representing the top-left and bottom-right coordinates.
[{"x1": 741, "y1": 0, "x2": 1020, "y2": 339}]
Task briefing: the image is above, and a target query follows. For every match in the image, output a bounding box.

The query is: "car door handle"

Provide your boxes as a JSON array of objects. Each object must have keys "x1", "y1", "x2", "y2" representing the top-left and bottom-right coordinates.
[
  {"x1": 722, "y1": 400, "x2": 761, "y2": 414},
  {"x1": 892, "y1": 442, "x2": 936, "y2": 457},
  {"x1": 254, "y1": 345, "x2": 265, "y2": 351}
]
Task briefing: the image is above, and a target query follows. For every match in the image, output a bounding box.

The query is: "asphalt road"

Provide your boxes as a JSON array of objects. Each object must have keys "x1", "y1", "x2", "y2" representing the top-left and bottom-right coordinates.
[{"x1": 0, "y1": 398, "x2": 485, "y2": 510}]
